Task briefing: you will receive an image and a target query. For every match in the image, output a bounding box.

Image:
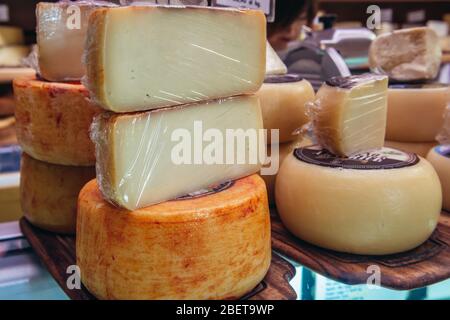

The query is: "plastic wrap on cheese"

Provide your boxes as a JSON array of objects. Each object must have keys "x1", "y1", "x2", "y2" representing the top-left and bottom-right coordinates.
[
  {"x1": 90, "y1": 96, "x2": 265, "y2": 210},
  {"x1": 306, "y1": 74, "x2": 388, "y2": 157},
  {"x1": 83, "y1": 5, "x2": 266, "y2": 112},
  {"x1": 36, "y1": 0, "x2": 117, "y2": 82}
]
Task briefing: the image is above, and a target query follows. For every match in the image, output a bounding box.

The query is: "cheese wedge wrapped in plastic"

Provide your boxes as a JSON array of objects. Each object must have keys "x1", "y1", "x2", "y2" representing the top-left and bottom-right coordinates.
[
  {"x1": 369, "y1": 27, "x2": 441, "y2": 82},
  {"x1": 276, "y1": 146, "x2": 442, "y2": 255},
  {"x1": 256, "y1": 74, "x2": 315, "y2": 144},
  {"x1": 308, "y1": 74, "x2": 388, "y2": 157},
  {"x1": 266, "y1": 41, "x2": 287, "y2": 75},
  {"x1": 91, "y1": 96, "x2": 265, "y2": 210},
  {"x1": 84, "y1": 5, "x2": 266, "y2": 112}
]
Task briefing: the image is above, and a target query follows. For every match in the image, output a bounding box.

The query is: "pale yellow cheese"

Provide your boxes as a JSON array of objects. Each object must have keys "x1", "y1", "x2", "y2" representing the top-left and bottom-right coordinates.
[
  {"x1": 427, "y1": 145, "x2": 450, "y2": 211},
  {"x1": 13, "y1": 77, "x2": 102, "y2": 166},
  {"x1": 92, "y1": 96, "x2": 264, "y2": 210},
  {"x1": 0, "y1": 46, "x2": 29, "y2": 67},
  {"x1": 20, "y1": 153, "x2": 95, "y2": 234},
  {"x1": 260, "y1": 136, "x2": 312, "y2": 205},
  {"x1": 387, "y1": 84, "x2": 449, "y2": 142},
  {"x1": 256, "y1": 76, "x2": 315, "y2": 144},
  {"x1": 36, "y1": 1, "x2": 116, "y2": 81},
  {"x1": 266, "y1": 41, "x2": 287, "y2": 75},
  {"x1": 276, "y1": 146, "x2": 442, "y2": 255},
  {"x1": 369, "y1": 27, "x2": 442, "y2": 81},
  {"x1": 85, "y1": 6, "x2": 266, "y2": 112},
  {"x1": 77, "y1": 175, "x2": 271, "y2": 300},
  {"x1": 309, "y1": 74, "x2": 388, "y2": 157},
  {"x1": 0, "y1": 26, "x2": 24, "y2": 46},
  {"x1": 384, "y1": 140, "x2": 437, "y2": 157}
]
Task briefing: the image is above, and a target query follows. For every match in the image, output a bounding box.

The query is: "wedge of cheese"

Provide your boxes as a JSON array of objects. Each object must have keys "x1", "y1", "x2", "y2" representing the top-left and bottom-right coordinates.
[
  {"x1": 369, "y1": 27, "x2": 442, "y2": 81},
  {"x1": 266, "y1": 41, "x2": 287, "y2": 75},
  {"x1": 0, "y1": 46, "x2": 29, "y2": 67},
  {"x1": 85, "y1": 6, "x2": 266, "y2": 112},
  {"x1": 0, "y1": 26, "x2": 24, "y2": 46},
  {"x1": 36, "y1": 1, "x2": 116, "y2": 81},
  {"x1": 309, "y1": 74, "x2": 388, "y2": 157},
  {"x1": 92, "y1": 96, "x2": 264, "y2": 210},
  {"x1": 77, "y1": 175, "x2": 270, "y2": 300}
]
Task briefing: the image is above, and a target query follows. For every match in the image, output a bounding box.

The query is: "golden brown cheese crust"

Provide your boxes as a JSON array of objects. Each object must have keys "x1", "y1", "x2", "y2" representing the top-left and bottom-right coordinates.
[
  {"x1": 20, "y1": 153, "x2": 95, "y2": 234},
  {"x1": 76, "y1": 175, "x2": 271, "y2": 300},
  {"x1": 13, "y1": 77, "x2": 102, "y2": 166}
]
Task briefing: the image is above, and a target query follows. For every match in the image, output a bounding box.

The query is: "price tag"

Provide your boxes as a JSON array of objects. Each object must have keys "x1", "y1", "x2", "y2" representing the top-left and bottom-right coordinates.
[
  {"x1": 0, "y1": 5, "x2": 9, "y2": 22},
  {"x1": 212, "y1": 0, "x2": 274, "y2": 22}
]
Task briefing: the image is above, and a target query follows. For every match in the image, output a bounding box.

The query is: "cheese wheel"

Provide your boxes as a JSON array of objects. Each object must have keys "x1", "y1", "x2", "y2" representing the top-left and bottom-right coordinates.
[
  {"x1": 261, "y1": 136, "x2": 312, "y2": 205},
  {"x1": 276, "y1": 146, "x2": 442, "y2": 255},
  {"x1": 13, "y1": 77, "x2": 102, "y2": 166},
  {"x1": 20, "y1": 153, "x2": 95, "y2": 234},
  {"x1": 256, "y1": 75, "x2": 315, "y2": 144},
  {"x1": 386, "y1": 84, "x2": 449, "y2": 142},
  {"x1": 77, "y1": 175, "x2": 271, "y2": 300},
  {"x1": 427, "y1": 145, "x2": 450, "y2": 211},
  {"x1": 384, "y1": 140, "x2": 437, "y2": 157}
]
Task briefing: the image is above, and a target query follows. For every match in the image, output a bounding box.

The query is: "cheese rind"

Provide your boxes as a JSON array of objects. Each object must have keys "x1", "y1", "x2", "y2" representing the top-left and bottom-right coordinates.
[
  {"x1": 256, "y1": 76, "x2": 315, "y2": 144},
  {"x1": 77, "y1": 176, "x2": 271, "y2": 300},
  {"x1": 261, "y1": 136, "x2": 312, "y2": 205},
  {"x1": 0, "y1": 26, "x2": 24, "y2": 46},
  {"x1": 276, "y1": 146, "x2": 442, "y2": 255},
  {"x1": 0, "y1": 46, "x2": 29, "y2": 67},
  {"x1": 265, "y1": 41, "x2": 287, "y2": 75},
  {"x1": 384, "y1": 140, "x2": 437, "y2": 157},
  {"x1": 13, "y1": 77, "x2": 102, "y2": 166},
  {"x1": 85, "y1": 6, "x2": 266, "y2": 112},
  {"x1": 92, "y1": 96, "x2": 264, "y2": 210},
  {"x1": 309, "y1": 74, "x2": 388, "y2": 156},
  {"x1": 369, "y1": 27, "x2": 442, "y2": 81},
  {"x1": 427, "y1": 145, "x2": 450, "y2": 211},
  {"x1": 20, "y1": 153, "x2": 95, "y2": 234},
  {"x1": 36, "y1": 1, "x2": 116, "y2": 81},
  {"x1": 387, "y1": 84, "x2": 449, "y2": 142}
]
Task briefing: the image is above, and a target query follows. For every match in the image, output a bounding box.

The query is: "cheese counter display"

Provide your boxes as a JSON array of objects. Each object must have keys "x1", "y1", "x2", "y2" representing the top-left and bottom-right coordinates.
[{"x1": 1, "y1": 0, "x2": 449, "y2": 303}]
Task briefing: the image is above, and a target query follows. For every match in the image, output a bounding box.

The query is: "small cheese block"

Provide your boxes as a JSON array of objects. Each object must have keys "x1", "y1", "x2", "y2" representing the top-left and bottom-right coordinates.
[
  {"x1": 36, "y1": 1, "x2": 116, "y2": 81},
  {"x1": 256, "y1": 74, "x2": 315, "y2": 144},
  {"x1": 85, "y1": 6, "x2": 266, "y2": 112},
  {"x1": 92, "y1": 96, "x2": 264, "y2": 210},
  {"x1": 369, "y1": 27, "x2": 442, "y2": 81},
  {"x1": 309, "y1": 74, "x2": 388, "y2": 157},
  {"x1": 276, "y1": 146, "x2": 442, "y2": 255},
  {"x1": 20, "y1": 153, "x2": 95, "y2": 234},
  {"x1": 0, "y1": 46, "x2": 29, "y2": 67},
  {"x1": 0, "y1": 26, "x2": 24, "y2": 46},
  {"x1": 387, "y1": 84, "x2": 449, "y2": 142},
  {"x1": 427, "y1": 145, "x2": 450, "y2": 211},
  {"x1": 13, "y1": 77, "x2": 102, "y2": 166},
  {"x1": 266, "y1": 41, "x2": 287, "y2": 75},
  {"x1": 384, "y1": 140, "x2": 437, "y2": 157},
  {"x1": 77, "y1": 175, "x2": 271, "y2": 300},
  {"x1": 260, "y1": 136, "x2": 312, "y2": 205}
]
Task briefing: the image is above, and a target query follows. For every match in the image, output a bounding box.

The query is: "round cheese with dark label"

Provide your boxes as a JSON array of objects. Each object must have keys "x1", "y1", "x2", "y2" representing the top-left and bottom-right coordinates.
[{"x1": 276, "y1": 145, "x2": 442, "y2": 255}]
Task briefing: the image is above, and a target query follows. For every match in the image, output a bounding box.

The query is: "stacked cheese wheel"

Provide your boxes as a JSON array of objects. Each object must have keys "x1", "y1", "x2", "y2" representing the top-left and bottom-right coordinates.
[
  {"x1": 256, "y1": 74, "x2": 315, "y2": 205},
  {"x1": 30, "y1": 4, "x2": 271, "y2": 300},
  {"x1": 276, "y1": 73, "x2": 443, "y2": 255}
]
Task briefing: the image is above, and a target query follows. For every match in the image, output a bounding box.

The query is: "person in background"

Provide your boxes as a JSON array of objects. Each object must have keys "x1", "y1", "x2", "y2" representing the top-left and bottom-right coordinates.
[{"x1": 267, "y1": 0, "x2": 312, "y2": 51}]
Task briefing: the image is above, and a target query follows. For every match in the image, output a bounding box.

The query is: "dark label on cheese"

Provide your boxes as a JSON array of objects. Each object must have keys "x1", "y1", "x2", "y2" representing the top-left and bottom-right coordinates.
[
  {"x1": 175, "y1": 181, "x2": 234, "y2": 201},
  {"x1": 294, "y1": 145, "x2": 419, "y2": 170},
  {"x1": 264, "y1": 73, "x2": 303, "y2": 84},
  {"x1": 326, "y1": 73, "x2": 387, "y2": 89},
  {"x1": 435, "y1": 145, "x2": 450, "y2": 159}
]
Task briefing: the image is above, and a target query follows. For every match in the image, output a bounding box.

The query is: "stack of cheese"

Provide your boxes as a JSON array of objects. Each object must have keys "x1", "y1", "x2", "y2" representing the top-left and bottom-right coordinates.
[
  {"x1": 13, "y1": 2, "x2": 111, "y2": 233},
  {"x1": 256, "y1": 70, "x2": 315, "y2": 205},
  {"x1": 77, "y1": 5, "x2": 271, "y2": 300},
  {"x1": 275, "y1": 73, "x2": 443, "y2": 255},
  {"x1": 0, "y1": 26, "x2": 29, "y2": 67},
  {"x1": 369, "y1": 27, "x2": 449, "y2": 157}
]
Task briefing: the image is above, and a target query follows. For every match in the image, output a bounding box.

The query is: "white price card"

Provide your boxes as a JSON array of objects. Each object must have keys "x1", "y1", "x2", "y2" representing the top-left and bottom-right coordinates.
[{"x1": 0, "y1": 5, "x2": 9, "y2": 22}]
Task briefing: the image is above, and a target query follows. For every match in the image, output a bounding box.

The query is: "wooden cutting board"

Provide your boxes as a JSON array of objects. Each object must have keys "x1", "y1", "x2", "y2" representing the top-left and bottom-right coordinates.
[
  {"x1": 271, "y1": 209, "x2": 450, "y2": 290},
  {"x1": 20, "y1": 218, "x2": 297, "y2": 300}
]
